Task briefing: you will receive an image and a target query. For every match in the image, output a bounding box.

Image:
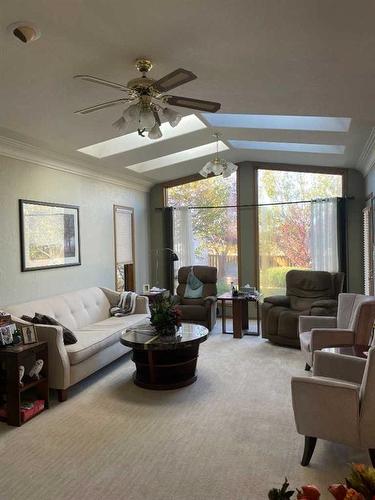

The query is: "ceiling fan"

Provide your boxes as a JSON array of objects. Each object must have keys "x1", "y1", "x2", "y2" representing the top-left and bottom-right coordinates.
[{"x1": 74, "y1": 58, "x2": 221, "y2": 139}]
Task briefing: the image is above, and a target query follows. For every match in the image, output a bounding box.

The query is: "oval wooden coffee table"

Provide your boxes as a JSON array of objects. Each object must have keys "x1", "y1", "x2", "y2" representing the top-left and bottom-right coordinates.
[{"x1": 120, "y1": 323, "x2": 208, "y2": 390}]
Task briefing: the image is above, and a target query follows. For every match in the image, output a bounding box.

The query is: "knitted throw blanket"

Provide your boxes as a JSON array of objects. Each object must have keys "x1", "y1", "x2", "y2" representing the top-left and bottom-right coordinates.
[{"x1": 110, "y1": 292, "x2": 137, "y2": 317}]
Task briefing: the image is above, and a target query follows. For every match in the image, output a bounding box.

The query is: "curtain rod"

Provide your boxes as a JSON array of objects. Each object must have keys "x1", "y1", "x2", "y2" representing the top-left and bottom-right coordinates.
[{"x1": 156, "y1": 196, "x2": 353, "y2": 211}]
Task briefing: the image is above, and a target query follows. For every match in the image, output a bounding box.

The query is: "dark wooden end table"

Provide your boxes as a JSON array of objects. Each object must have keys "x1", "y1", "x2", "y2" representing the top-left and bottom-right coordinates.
[
  {"x1": 217, "y1": 292, "x2": 260, "y2": 339},
  {"x1": 120, "y1": 323, "x2": 208, "y2": 390},
  {"x1": 139, "y1": 289, "x2": 170, "y2": 305}
]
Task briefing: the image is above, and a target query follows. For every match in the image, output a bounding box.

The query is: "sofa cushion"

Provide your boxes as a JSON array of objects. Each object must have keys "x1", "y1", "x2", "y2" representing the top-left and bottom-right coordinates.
[
  {"x1": 66, "y1": 314, "x2": 148, "y2": 365},
  {"x1": 5, "y1": 287, "x2": 111, "y2": 331},
  {"x1": 22, "y1": 313, "x2": 78, "y2": 345}
]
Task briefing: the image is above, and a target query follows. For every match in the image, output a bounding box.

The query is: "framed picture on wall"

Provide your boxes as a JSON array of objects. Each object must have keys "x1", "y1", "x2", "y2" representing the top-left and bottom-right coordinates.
[{"x1": 19, "y1": 199, "x2": 81, "y2": 271}]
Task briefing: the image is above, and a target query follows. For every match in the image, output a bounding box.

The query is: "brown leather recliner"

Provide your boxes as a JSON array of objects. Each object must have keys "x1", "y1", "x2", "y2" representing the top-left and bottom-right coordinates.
[
  {"x1": 171, "y1": 266, "x2": 217, "y2": 331},
  {"x1": 261, "y1": 270, "x2": 344, "y2": 347}
]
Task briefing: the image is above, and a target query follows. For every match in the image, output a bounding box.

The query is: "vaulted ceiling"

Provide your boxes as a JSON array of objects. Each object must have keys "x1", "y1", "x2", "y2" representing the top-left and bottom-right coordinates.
[{"x1": 1, "y1": 0, "x2": 375, "y2": 189}]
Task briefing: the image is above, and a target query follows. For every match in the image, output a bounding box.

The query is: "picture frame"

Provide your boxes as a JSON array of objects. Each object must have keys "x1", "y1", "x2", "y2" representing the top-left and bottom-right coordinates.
[
  {"x1": 19, "y1": 199, "x2": 81, "y2": 271},
  {"x1": 143, "y1": 284, "x2": 150, "y2": 293},
  {"x1": 21, "y1": 325, "x2": 38, "y2": 345},
  {"x1": 0, "y1": 324, "x2": 15, "y2": 346}
]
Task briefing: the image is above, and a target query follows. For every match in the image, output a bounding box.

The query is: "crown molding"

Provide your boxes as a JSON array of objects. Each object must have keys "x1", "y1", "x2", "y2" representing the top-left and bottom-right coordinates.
[
  {"x1": 0, "y1": 135, "x2": 152, "y2": 192},
  {"x1": 357, "y1": 127, "x2": 375, "y2": 176}
]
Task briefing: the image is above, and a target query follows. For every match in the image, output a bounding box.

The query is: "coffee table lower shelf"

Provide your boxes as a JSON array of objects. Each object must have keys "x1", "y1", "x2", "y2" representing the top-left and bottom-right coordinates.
[{"x1": 132, "y1": 347, "x2": 199, "y2": 390}]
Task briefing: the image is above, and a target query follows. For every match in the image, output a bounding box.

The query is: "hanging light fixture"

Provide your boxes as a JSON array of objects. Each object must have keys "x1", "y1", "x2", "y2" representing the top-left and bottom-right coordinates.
[
  {"x1": 199, "y1": 132, "x2": 238, "y2": 178},
  {"x1": 112, "y1": 97, "x2": 182, "y2": 140}
]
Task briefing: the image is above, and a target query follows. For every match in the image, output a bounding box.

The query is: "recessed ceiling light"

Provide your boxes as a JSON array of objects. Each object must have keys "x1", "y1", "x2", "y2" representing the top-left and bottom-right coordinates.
[
  {"x1": 202, "y1": 114, "x2": 351, "y2": 132},
  {"x1": 78, "y1": 114, "x2": 206, "y2": 158},
  {"x1": 125, "y1": 141, "x2": 228, "y2": 173},
  {"x1": 229, "y1": 140, "x2": 345, "y2": 154},
  {"x1": 7, "y1": 22, "x2": 41, "y2": 44}
]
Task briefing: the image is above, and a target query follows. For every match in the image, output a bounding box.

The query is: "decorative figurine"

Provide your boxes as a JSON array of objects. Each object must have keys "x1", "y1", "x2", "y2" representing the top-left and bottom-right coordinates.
[
  {"x1": 19, "y1": 365, "x2": 25, "y2": 386},
  {"x1": 28, "y1": 359, "x2": 43, "y2": 380}
]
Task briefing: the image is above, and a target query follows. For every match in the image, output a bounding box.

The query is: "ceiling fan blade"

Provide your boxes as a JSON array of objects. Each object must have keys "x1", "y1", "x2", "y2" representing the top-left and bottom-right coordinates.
[
  {"x1": 74, "y1": 98, "x2": 132, "y2": 115},
  {"x1": 165, "y1": 95, "x2": 221, "y2": 113},
  {"x1": 153, "y1": 68, "x2": 197, "y2": 93},
  {"x1": 74, "y1": 74, "x2": 131, "y2": 93}
]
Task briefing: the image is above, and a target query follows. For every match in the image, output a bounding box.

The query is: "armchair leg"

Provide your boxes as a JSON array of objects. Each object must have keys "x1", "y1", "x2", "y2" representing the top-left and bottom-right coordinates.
[
  {"x1": 301, "y1": 436, "x2": 317, "y2": 466},
  {"x1": 369, "y1": 449, "x2": 375, "y2": 467},
  {"x1": 305, "y1": 363, "x2": 311, "y2": 371}
]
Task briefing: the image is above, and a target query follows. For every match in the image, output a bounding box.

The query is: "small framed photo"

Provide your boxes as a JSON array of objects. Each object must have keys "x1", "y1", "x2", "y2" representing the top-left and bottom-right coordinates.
[
  {"x1": 143, "y1": 284, "x2": 150, "y2": 293},
  {"x1": 0, "y1": 325, "x2": 14, "y2": 346},
  {"x1": 21, "y1": 325, "x2": 38, "y2": 344}
]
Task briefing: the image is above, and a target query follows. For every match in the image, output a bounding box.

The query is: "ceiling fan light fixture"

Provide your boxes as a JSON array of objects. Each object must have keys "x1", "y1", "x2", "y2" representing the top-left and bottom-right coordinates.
[
  {"x1": 138, "y1": 107, "x2": 156, "y2": 131},
  {"x1": 123, "y1": 103, "x2": 139, "y2": 121},
  {"x1": 163, "y1": 107, "x2": 182, "y2": 128},
  {"x1": 112, "y1": 116, "x2": 128, "y2": 131},
  {"x1": 199, "y1": 132, "x2": 238, "y2": 178},
  {"x1": 148, "y1": 122, "x2": 162, "y2": 140}
]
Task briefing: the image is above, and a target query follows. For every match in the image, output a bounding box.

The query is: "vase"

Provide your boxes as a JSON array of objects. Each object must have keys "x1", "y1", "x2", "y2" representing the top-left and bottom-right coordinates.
[{"x1": 156, "y1": 325, "x2": 178, "y2": 337}]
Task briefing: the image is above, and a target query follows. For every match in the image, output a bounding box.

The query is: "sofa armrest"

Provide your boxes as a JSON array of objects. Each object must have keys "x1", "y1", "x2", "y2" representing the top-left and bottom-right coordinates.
[
  {"x1": 263, "y1": 295, "x2": 290, "y2": 307},
  {"x1": 313, "y1": 351, "x2": 366, "y2": 384},
  {"x1": 310, "y1": 328, "x2": 354, "y2": 351},
  {"x1": 33, "y1": 324, "x2": 70, "y2": 390},
  {"x1": 203, "y1": 296, "x2": 217, "y2": 306},
  {"x1": 299, "y1": 315, "x2": 337, "y2": 334},
  {"x1": 291, "y1": 376, "x2": 360, "y2": 441},
  {"x1": 134, "y1": 295, "x2": 150, "y2": 314}
]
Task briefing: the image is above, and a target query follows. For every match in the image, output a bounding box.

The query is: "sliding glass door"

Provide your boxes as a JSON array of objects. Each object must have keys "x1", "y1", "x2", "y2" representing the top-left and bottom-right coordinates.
[{"x1": 257, "y1": 169, "x2": 342, "y2": 296}]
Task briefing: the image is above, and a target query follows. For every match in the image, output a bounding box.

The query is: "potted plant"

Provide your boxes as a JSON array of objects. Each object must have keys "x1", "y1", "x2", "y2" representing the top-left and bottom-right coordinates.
[{"x1": 150, "y1": 297, "x2": 182, "y2": 337}]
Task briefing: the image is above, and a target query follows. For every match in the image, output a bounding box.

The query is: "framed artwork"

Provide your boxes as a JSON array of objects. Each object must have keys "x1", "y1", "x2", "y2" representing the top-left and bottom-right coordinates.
[
  {"x1": 19, "y1": 200, "x2": 81, "y2": 271},
  {"x1": 21, "y1": 325, "x2": 38, "y2": 344}
]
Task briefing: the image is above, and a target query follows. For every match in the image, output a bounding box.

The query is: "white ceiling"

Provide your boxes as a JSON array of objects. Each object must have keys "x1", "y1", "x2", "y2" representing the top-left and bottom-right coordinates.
[{"x1": 1, "y1": 0, "x2": 375, "y2": 187}]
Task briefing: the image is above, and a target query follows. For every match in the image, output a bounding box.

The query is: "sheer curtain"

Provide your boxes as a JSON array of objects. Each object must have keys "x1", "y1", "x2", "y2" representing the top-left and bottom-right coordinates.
[
  {"x1": 173, "y1": 208, "x2": 193, "y2": 268},
  {"x1": 310, "y1": 198, "x2": 339, "y2": 272}
]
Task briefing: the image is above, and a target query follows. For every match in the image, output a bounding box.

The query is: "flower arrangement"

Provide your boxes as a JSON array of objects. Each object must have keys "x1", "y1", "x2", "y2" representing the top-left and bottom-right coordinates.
[
  {"x1": 268, "y1": 465, "x2": 375, "y2": 500},
  {"x1": 150, "y1": 297, "x2": 182, "y2": 336}
]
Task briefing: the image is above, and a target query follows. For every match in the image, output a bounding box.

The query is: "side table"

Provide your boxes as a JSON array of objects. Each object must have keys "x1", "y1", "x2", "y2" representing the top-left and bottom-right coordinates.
[
  {"x1": 139, "y1": 289, "x2": 170, "y2": 305},
  {"x1": 0, "y1": 341, "x2": 49, "y2": 426},
  {"x1": 217, "y1": 292, "x2": 260, "y2": 339}
]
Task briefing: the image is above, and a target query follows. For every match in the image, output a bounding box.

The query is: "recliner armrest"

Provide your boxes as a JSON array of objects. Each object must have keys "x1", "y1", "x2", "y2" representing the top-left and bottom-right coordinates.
[
  {"x1": 203, "y1": 296, "x2": 217, "y2": 306},
  {"x1": 263, "y1": 295, "x2": 290, "y2": 307},
  {"x1": 311, "y1": 299, "x2": 337, "y2": 309}
]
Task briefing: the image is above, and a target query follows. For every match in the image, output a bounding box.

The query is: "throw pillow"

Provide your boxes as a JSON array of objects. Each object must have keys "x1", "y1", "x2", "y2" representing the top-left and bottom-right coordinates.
[
  {"x1": 22, "y1": 313, "x2": 77, "y2": 345},
  {"x1": 184, "y1": 268, "x2": 204, "y2": 299}
]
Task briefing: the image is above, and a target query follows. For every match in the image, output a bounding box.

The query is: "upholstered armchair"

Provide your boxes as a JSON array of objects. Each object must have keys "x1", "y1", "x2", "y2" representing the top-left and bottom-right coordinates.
[
  {"x1": 299, "y1": 293, "x2": 375, "y2": 370},
  {"x1": 292, "y1": 348, "x2": 375, "y2": 467},
  {"x1": 171, "y1": 266, "x2": 217, "y2": 331},
  {"x1": 261, "y1": 270, "x2": 344, "y2": 347}
]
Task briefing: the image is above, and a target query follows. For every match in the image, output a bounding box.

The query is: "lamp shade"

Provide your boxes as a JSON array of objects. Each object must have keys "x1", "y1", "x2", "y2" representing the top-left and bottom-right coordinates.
[
  {"x1": 138, "y1": 107, "x2": 155, "y2": 130},
  {"x1": 148, "y1": 122, "x2": 162, "y2": 140},
  {"x1": 163, "y1": 107, "x2": 182, "y2": 127}
]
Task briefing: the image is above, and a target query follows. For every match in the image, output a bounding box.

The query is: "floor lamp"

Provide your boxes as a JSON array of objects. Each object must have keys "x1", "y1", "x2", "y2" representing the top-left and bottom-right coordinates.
[{"x1": 153, "y1": 248, "x2": 179, "y2": 288}]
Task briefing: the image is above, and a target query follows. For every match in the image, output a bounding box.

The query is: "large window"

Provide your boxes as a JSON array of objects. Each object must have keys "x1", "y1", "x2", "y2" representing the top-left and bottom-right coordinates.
[
  {"x1": 114, "y1": 205, "x2": 135, "y2": 291},
  {"x1": 257, "y1": 169, "x2": 342, "y2": 296},
  {"x1": 166, "y1": 175, "x2": 238, "y2": 294}
]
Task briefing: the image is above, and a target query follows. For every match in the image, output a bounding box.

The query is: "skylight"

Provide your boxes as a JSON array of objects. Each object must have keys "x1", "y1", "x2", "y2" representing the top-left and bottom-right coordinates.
[
  {"x1": 229, "y1": 140, "x2": 345, "y2": 154},
  {"x1": 126, "y1": 141, "x2": 229, "y2": 173},
  {"x1": 202, "y1": 114, "x2": 351, "y2": 132},
  {"x1": 78, "y1": 114, "x2": 206, "y2": 158}
]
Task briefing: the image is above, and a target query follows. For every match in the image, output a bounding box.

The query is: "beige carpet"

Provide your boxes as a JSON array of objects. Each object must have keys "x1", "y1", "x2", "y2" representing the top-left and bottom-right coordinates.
[{"x1": 0, "y1": 329, "x2": 368, "y2": 500}]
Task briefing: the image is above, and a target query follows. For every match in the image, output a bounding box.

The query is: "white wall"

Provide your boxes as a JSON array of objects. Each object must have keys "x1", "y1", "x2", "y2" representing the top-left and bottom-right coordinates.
[{"x1": 0, "y1": 156, "x2": 150, "y2": 306}]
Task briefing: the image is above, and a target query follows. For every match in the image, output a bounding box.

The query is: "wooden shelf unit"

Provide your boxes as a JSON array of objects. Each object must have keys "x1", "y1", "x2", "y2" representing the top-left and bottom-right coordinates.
[{"x1": 0, "y1": 341, "x2": 49, "y2": 426}]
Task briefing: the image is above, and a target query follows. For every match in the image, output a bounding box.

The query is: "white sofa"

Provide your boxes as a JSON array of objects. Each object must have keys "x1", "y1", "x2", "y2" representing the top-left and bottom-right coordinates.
[{"x1": 5, "y1": 287, "x2": 149, "y2": 401}]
